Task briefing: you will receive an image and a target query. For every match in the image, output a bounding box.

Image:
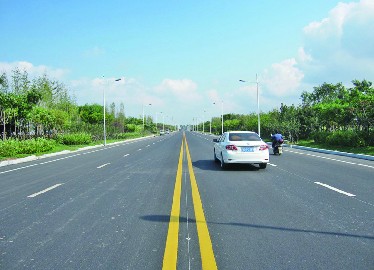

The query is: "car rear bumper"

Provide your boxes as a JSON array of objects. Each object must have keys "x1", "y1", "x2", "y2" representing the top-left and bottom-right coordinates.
[{"x1": 223, "y1": 152, "x2": 269, "y2": 164}]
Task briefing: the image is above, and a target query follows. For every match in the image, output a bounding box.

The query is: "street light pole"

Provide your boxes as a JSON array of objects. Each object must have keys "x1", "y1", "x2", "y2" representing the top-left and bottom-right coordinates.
[
  {"x1": 103, "y1": 76, "x2": 106, "y2": 146},
  {"x1": 210, "y1": 116, "x2": 212, "y2": 134},
  {"x1": 103, "y1": 77, "x2": 121, "y2": 146},
  {"x1": 142, "y1": 103, "x2": 151, "y2": 132},
  {"x1": 221, "y1": 101, "x2": 223, "y2": 134},
  {"x1": 203, "y1": 110, "x2": 206, "y2": 133},
  {"x1": 163, "y1": 114, "x2": 165, "y2": 131},
  {"x1": 256, "y1": 74, "x2": 260, "y2": 137},
  {"x1": 213, "y1": 101, "x2": 223, "y2": 134},
  {"x1": 239, "y1": 74, "x2": 261, "y2": 136}
]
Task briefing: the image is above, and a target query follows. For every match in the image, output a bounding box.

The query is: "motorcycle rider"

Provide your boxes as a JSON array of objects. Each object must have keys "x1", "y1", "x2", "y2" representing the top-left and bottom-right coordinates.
[{"x1": 271, "y1": 130, "x2": 284, "y2": 149}]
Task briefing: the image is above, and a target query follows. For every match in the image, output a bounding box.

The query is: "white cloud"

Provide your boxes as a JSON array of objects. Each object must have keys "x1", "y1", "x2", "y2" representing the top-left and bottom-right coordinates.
[
  {"x1": 262, "y1": 58, "x2": 304, "y2": 97},
  {"x1": 301, "y1": 0, "x2": 374, "y2": 83},
  {"x1": 258, "y1": 0, "x2": 374, "y2": 108},
  {"x1": 297, "y1": 47, "x2": 313, "y2": 63},
  {"x1": 0, "y1": 61, "x2": 69, "y2": 80},
  {"x1": 156, "y1": 78, "x2": 201, "y2": 102}
]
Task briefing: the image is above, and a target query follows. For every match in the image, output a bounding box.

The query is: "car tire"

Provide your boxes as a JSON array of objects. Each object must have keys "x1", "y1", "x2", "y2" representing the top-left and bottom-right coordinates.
[
  {"x1": 214, "y1": 150, "x2": 219, "y2": 162},
  {"x1": 220, "y1": 153, "x2": 227, "y2": 169},
  {"x1": 259, "y1": 163, "x2": 267, "y2": 169}
]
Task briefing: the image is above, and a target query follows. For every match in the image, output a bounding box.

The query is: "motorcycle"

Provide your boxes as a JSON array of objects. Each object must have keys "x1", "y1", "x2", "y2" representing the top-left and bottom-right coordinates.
[{"x1": 273, "y1": 141, "x2": 283, "y2": 155}]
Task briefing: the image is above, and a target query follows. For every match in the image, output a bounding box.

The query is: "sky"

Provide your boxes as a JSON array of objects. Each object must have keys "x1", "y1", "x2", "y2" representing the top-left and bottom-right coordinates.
[{"x1": 1, "y1": 0, "x2": 373, "y2": 126}]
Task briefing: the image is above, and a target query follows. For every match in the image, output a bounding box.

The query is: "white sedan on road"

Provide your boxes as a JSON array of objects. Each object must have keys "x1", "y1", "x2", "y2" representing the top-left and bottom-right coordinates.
[{"x1": 213, "y1": 131, "x2": 269, "y2": 169}]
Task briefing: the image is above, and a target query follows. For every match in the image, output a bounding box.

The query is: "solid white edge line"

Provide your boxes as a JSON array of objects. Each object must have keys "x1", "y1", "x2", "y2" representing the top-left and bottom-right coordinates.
[
  {"x1": 28, "y1": 183, "x2": 63, "y2": 198},
  {"x1": 314, "y1": 182, "x2": 356, "y2": 197}
]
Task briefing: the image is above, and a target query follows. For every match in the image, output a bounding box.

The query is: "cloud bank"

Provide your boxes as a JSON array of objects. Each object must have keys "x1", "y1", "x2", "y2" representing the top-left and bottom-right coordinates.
[{"x1": 261, "y1": 0, "x2": 374, "y2": 105}]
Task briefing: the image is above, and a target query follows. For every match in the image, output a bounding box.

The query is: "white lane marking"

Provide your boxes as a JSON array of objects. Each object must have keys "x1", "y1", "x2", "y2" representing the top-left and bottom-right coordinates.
[
  {"x1": 28, "y1": 183, "x2": 64, "y2": 198},
  {"x1": 138, "y1": 148, "x2": 142, "y2": 151},
  {"x1": 146, "y1": 145, "x2": 150, "y2": 147},
  {"x1": 97, "y1": 163, "x2": 110, "y2": 169},
  {"x1": 286, "y1": 150, "x2": 374, "y2": 169},
  {"x1": 268, "y1": 163, "x2": 277, "y2": 167},
  {"x1": 124, "y1": 154, "x2": 130, "y2": 157},
  {"x1": 314, "y1": 182, "x2": 356, "y2": 197},
  {"x1": 1, "y1": 163, "x2": 39, "y2": 174}
]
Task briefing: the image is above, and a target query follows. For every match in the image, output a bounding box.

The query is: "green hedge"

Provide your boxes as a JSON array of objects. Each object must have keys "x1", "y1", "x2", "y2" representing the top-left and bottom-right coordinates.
[
  {"x1": 313, "y1": 130, "x2": 369, "y2": 147},
  {"x1": 111, "y1": 132, "x2": 142, "y2": 140},
  {"x1": 56, "y1": 133, "x2": 92, "y2": 145},
  {"x1": 0, "y1": 138, "x2": 56, "y2": 157}
]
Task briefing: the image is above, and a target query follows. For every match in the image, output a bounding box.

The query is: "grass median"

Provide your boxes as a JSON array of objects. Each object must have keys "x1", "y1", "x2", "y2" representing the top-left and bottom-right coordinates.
[{"x1": 294, "y1": 140, "x2": 374, "y2": 156}]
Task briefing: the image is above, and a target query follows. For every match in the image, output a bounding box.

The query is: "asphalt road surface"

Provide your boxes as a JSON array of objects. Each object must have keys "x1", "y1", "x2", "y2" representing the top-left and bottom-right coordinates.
[{"x1": 1, "y1": 131, "x2": 373, "y2": 269}]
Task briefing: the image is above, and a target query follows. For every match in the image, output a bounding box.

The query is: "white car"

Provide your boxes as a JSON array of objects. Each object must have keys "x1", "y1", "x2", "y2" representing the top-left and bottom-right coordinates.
[{"x1": 213, "y1": 131, "x2": 269, "y2": 169}]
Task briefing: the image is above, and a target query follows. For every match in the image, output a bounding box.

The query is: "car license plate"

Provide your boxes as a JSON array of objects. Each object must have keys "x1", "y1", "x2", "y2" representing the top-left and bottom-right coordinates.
[{"x1": 242, "y1": 147, "x2": 254, "y2": 152}]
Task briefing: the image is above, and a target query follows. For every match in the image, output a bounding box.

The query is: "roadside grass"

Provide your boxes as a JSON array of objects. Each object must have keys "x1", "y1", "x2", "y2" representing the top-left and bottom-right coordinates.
[
  {"x1": 294, "y1": 140, "x2": 374, "y2": 156},
  {"x1": 0, "y1": 136, "x2": 153, "y2": 162}
]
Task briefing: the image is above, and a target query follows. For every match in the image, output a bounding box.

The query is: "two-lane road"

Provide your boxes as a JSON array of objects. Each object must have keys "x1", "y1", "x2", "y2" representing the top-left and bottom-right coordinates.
[{"x1": 0, "y1": 131, "x2": 373, "y2": 269}]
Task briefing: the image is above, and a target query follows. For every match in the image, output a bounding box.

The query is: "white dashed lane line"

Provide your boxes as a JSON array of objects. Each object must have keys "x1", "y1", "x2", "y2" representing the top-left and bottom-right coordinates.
[
  {"x1": 314, "y1": 182, "x2": 356, "y2": 197},
  {"x1": 27, "y1": 183, "x2": 64, "y2": 198},
  {"x1": 97, "y1": 163, "x2": 110, "y2": 169}
]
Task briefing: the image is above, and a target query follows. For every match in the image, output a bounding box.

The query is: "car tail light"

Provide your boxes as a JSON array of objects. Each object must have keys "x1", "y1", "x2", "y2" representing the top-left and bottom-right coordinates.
[
  {"x1": 259, "y1": 144, "x2": 269, "y2": 151},
  {"x1": 226, "y1": 145, "x2": 238, "y2": 151}
]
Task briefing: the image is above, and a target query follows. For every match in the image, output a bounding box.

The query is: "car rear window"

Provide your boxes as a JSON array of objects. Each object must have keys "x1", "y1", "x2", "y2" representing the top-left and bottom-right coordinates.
[{"x1": 229, "y1": 133, "x2": 261, "y2": 141}]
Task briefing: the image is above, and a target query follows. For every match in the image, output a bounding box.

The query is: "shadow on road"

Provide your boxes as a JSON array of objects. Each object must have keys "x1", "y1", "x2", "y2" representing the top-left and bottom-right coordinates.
[
  {"x1": 140, "y1": 215, "x2": 374, "y2": 240},
  {"x1": 192, "y1": 159, "x2": 261, "y2": 171}
]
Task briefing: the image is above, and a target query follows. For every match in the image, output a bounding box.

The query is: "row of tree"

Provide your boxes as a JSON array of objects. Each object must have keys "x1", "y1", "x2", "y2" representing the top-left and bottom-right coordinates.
[
  {"x1": 1, "y1": 69, "x2": 373, "y2": 146},
  {"x1": 199, "y1": 80, "x2": 373, "y2": 146},
  {"x1": 0, "y1": 69, "x2": 172, "y2": 141}
]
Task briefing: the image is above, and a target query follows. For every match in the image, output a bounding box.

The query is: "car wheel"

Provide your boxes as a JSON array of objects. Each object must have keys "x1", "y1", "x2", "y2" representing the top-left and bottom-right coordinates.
[
  {"x1": 220, "y1": 153, "x2": 227, "y2": 169},
  {"x1": 259, "y1": 163, "x2": 267, "y2": 169},
  {"x1": 214, "y1": 150, "x2": 219, "y2": 162}
]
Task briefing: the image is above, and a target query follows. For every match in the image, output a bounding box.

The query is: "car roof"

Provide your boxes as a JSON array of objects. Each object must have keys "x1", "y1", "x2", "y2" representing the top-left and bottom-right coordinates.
[{"x1": 226, "y1": 131, "x2": 257, "y2": 134}]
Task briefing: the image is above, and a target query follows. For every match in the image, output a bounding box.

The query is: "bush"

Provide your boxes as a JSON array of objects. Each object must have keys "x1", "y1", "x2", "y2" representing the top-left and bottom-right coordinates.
[
  {"x1": 312, "y1": 131, "x2": 330, "y2": 144},
  {"x1": 325, "y1": 131, "x2": 365, "y2": 147},
  {"x1": 56, "y1": 133, "x2": 92, "y2": 145},
  {"x1": 0, "y1": 139, "x2": 18, "y2": 157},
  {"x1": 0, "y1": 138, "x2": 56, "y2": 157},
  {"x1": 112, "y1": 132, "x2": 142, "y2": 140}
]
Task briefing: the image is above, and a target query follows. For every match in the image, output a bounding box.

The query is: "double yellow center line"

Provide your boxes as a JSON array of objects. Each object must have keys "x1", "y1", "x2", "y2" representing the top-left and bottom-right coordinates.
[{"x1": 163, "y1": 134, "x2": 217, "y2": 270}]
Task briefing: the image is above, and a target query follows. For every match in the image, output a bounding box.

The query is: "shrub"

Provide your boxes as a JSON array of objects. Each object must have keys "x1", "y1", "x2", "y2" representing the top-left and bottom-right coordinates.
[
  {"x1": 112, "y1": 132, "x2": 142, "y2": 140},
  {"x1": 56, "y1": 133, "x2": 92, "y2": 145},
  {"x1": 325, "y1": 131, "x2": 365, "y2": 147},
  {"x1": 19, "y1": 138, "x2": 56, "y2": 153},
  {"x1": 0, "y1": 138, "x2": 56, "y2": 157},
  {"x1": 0, "y1": 139, "x2": 18, "y2": 157},
  {"x1": 312, "y1": 131, "x2": 330, "y2": 144}
]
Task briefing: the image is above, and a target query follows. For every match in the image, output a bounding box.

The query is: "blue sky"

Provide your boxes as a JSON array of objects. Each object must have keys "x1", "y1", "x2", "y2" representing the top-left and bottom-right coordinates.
[{"x1": 1, "y1": 0, "x2": 373, "y2": 126}]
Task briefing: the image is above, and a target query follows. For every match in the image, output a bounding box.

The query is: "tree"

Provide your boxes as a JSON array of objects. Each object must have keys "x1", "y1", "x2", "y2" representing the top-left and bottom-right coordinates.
[
  {"x1": 79, "y1": 104, "x2": 103, "y2": 125},
  {"x1": 29, "y1": 106, "x2": 56, "y2": 136},
  {"x1": 349, "y1": 80, "x2": 373, "y2": 131}
]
